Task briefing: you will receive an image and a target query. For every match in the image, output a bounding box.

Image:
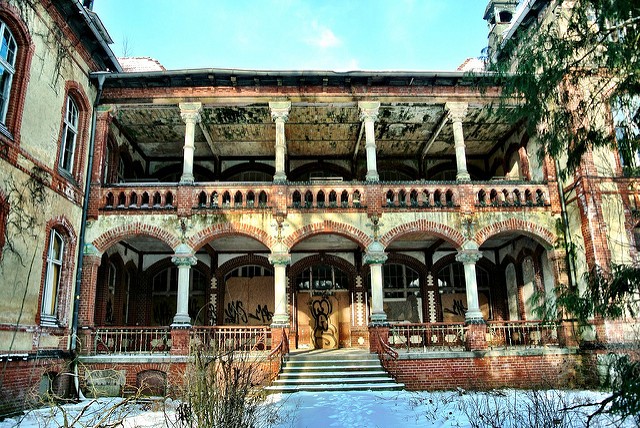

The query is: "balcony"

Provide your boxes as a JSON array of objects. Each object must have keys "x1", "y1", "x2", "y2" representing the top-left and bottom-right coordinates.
[{"x1": 95, "y1": 180, "x2": 554, "y2": 216}]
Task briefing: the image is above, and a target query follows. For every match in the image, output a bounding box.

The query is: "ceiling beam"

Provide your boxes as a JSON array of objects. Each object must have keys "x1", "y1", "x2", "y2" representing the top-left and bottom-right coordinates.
[
  {"x1": 420, "y1": 110, "x2": 450, "y2": 160},
  {"x1": 352, "y1": 121, "x2": 364, "y2": 162},
  {"x1": 199, "y1": 122, "x2": 220, "y2": 161}
]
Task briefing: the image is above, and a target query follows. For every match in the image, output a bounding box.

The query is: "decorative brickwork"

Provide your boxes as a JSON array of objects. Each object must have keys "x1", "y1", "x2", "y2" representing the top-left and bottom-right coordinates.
[
  {"x1": 188, "y1": 222, "x2": 274, "y2": 251},
  {"x1": 92, "y1": 222, "x2": 181, "y2": 253},
  {"x1": 379, "y1": 219, "x2": 466, "y2": 249},
  {"x1": 474, "y1": 219, "x2": 556, "y2": 248},
  {"x1": 284, "y1": 220, "x2": 372, "y2": 249}
]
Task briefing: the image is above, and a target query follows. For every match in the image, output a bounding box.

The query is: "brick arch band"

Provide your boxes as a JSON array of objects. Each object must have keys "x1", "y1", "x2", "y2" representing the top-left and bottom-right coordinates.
[
  {"x1": 92, "y1": 222, "x2": 180, "y2": 254},
  {"x1": 188, "y1": 223, "x2": 273, "y2": 252},
  {"x1": 284, "y1": 220, "x2": 372, "y2": 250},
  {"x1": 474, "y1": 219, "x2": 556, "y2": 249},
  {"x1": 379, "y1": 220, "x2": 466, "y2": 249}
]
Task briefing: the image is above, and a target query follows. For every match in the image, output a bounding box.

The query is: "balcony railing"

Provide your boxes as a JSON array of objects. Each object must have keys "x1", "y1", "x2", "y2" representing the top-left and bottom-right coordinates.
[
  {"x1": 474, "y1": 182, "x2": 550, "y2": 208},
  {"x1": 91, "y1": 327, "x2": 172, "y2": 354},
  {"x1": 486, "y1": 321, "x2": 560, "y2": 349},
  {"x1": 388, "y1": 322, "x2": 466, "y2": 352},
  {"x1": 95, "y1": 180, "x2": 553, "y2": 213},
  {"x1": 191, "y1": 326, "x2": 271, "y2": 353}
]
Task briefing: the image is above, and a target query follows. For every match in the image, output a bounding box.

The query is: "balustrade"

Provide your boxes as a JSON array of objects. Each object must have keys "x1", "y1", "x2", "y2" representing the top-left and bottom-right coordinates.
[
  {"x1": 486, "y1": 321, "x2": 559, "y2": 349},
  {"x1": 474, "y1": 182, "x2": 550, "y2": 208},
  {"x1": 90, "y1": 327, "x2": 172, "y2": 354},
  {"x1": 191, "y1": 326, "x2": 271, "y2": 353}
]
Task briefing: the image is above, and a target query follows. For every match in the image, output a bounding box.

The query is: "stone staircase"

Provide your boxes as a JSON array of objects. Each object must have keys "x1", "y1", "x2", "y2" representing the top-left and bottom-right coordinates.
[{"x1": 265, "y1": 348, "x2": 404, "y2": 393}]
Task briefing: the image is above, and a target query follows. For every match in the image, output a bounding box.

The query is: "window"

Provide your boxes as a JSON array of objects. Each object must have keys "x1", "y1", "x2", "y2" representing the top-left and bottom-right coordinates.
[
  {"x1": 59, "y1": 96, "x2": 78, "y2": 173},
  {"x1": 383, "y1": 263, "x2": 420, "y2": 299},
  {"x1": 152, "y1": 267, "x2": 207, "y2": 325},
  {"x1": 41, "y1": 229, "x2": 64, "y2": 325},
  {"x1": 0, "y1": 19, "x2": 17, "y2": 125},
  {"x1": 297, "y1": 264, "x2": 347, "y2": 293},
  {"x1": 613, "y1": 94, "x2": 640, "y2": 172}
]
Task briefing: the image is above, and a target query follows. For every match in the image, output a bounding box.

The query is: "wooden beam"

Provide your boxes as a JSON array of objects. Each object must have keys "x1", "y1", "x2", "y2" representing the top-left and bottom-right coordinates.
[{"x1": 420, "y1": 110, "x2": 450, "y2": 160}]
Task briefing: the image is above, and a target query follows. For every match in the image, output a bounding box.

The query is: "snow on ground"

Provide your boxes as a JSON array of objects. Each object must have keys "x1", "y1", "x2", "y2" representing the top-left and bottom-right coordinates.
[{"x1": 0, "y1": 390, "x2": 636, "y2": 428}]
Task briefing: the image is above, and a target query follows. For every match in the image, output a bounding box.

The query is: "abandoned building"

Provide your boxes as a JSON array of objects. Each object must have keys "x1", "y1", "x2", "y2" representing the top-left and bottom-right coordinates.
[{"x1": 0, "y1": 0, "x2": 638, "y2": 414}]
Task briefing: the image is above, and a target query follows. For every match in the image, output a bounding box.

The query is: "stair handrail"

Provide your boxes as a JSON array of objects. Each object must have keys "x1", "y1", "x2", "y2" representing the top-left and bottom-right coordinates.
[
  {"x1": 372, "y1": 329, "x2": 399, "y2": 380},
  {"x1": 267, "y1": 332, "x2": 289, "y2": 382}
]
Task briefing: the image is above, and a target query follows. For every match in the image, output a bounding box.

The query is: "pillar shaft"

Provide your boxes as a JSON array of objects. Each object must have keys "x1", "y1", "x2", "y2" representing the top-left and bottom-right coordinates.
[
  {"x1": 270, "y1": 102, "x2": 291, "y2": 183},
  {"x1": 446, "y1": 102, "x2": 470, "y2": 182},
  {"x1": 179, "y1": 102, "x2": 202, "y2": 184},
  {"x1": 364, "y1": 245, "x2": 388, "y2": 324},
  {"x1": 171, "y1": 253, "x2": 197, "y2": 326},
  {"x1": 269, "y1": 252, "x2": 291, "y2": 326},
  {"x1": 456, "y1": 249, "x2": 484, "y2": 323},
  {"x1": 359, "y1": 102, "x2": 380, "y2": 182}
]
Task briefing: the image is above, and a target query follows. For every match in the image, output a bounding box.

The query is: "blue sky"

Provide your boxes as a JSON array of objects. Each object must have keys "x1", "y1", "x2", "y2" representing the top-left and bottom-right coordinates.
[{"x1": 94, "y1": 0, "x2": 490, "y2": 72}]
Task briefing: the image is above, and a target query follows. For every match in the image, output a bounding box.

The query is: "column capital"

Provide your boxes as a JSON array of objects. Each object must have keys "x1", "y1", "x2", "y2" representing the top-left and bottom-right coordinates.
[
  {"x1": 455, "y1": 249, "x2": 482, "y2": 264},
  {"x1": 172, "y1": 243, "x2": 197, "y2": 266},
  {"x1": 269, "y1": 101, "x2": 291, "y2": 122},
  {"x1": 179, "y1": 102, "x2": 203, "y2": 123},
  {"x1": 364, "y1": 242, "x2": 388, "y2": 265},
  {"x1": 83, "y1": 243, "x2": 102, "y2": 258},
  {"x1": 358, "y1": 101, "x2": 380, "y2": 122},
  {"x1": 269, "y1": 252, "x2": 291, "y2": 266},
  {"x1": 445, "y1": 102, "x2": 468, "y2": 122}
]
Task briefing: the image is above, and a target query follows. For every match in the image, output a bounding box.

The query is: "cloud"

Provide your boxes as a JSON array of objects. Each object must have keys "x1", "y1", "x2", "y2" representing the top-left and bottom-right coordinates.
[{"x1": 306, "y1": 21, "x2": 341, "y2": 49}]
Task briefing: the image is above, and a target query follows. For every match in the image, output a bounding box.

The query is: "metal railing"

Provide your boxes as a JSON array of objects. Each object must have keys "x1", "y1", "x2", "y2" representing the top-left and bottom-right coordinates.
[
  {"x1": 267, "y1": 332, "x2": 289, "y2": 382},
  {"x1": 191, "y1": 326, "x2": 271, "y2": 354},
  {"x1": 486, "y1": 321, "x2": 560, "y2": 349},
  {"x1": 92, "y1": 327, "x2": 171, "y2": 354},
  {"x1": 388, "y1": 322, "x2": 466, "y2": 352}
]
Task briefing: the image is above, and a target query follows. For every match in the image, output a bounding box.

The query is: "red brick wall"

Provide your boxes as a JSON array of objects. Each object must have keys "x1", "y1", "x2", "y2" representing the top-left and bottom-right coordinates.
[
  {"x1": 0, "y1": 357, "x2": 71, "y2": 416},
  {"x1": 391, "y1": 352, "x2": 596, "y2": 391}
]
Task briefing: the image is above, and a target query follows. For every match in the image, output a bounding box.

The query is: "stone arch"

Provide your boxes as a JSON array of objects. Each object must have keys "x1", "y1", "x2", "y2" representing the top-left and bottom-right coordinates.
[
  {"x1": 289, "y1": 253, "x2": 358, "y2": 288},
  {"x1": 92, "y1": 222, "x2": 180, "y2": 254},
  {"x1": 217, "y1": 254, "x2": 272, "y2": 279},
  {"x1": 285, "y1": 220, "x2": 371, "y2": 250},
  {"x1": 474, "y1": 219, "x2": 556, "y2": 249},
  {"x1": 379, "y1": 220, "x2": 465, "y2": 249},
  {"x1": 188, "y1": 223, "x2": 273, "y2": 252}
]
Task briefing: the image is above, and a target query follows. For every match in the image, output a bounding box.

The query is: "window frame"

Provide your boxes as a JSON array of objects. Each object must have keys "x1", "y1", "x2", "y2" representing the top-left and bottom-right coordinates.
[
  {"x1": 41, "y1": 229, "x2": 64, "y2": 326},
  {"x1": 58, "y1": 95, "x2": 79, "y2": 174},
  {"x1": 0, "y1": 18, "x2": 17, "y2": 125}
]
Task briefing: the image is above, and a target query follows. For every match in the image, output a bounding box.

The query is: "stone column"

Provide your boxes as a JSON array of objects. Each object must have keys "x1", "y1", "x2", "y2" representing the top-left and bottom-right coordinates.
[
  {"x1": 171, "y1": 244, "x2": 197, "y2": 327},
  {"x1": 270, "y1": 101, "x2": 291, "y2": 183},
  {"x1": 269, "y1": 252, "x2": 291, "y2": 326},
  {"x1": 455, "y1": 248, "x2": 484, "y2": 323},
  {"x1": 445, "y1": 102, "x2": 470, "y2": 182},
  {"x1": 179, "y1": 102, "x2": 202, "y2": 184},
  {"x1": 365, "y1": 242, "x2": 388, "y2": 323},
  {"x1": 359, "y1": 101, "x2": 381, "y2": 182}
]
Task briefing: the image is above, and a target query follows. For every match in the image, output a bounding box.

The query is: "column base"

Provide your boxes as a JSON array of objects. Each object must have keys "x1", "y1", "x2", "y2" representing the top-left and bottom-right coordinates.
[
  {"x1": 456, "y1": 172, "x2": 471, "y2": 182},
  {"x1": 271, "y1": 314, "x2": 290, "y2": 328},
  {"x1": 172, "y1": 313, "x2": 191, "y2": 327},
  {"x1": 465, "y1": 309, "x2": 485, "y2": 324},
  {"x1": 273, "y1": 173, "x2": 287, "y2": 184},
  {"x1": 179, "y1": 174, "x2": 195, "y2": 185},
  {"x1": 365, "y1": 171, "x2": 379, "y2": 182},
  {"x1": 369, "y1": 312, "x2": 388, "y2": 326}
]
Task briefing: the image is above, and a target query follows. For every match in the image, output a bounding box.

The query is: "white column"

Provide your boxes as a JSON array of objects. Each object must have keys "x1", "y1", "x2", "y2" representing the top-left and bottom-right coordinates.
[
  {"x1": 269, "y1": 252, "x2": 291, "y2": 326},
  {"x1": 171, "y1": 244, "x2": 197, "y2": 326},
  {"x1": 455, "y1": 249, "x2": 484, "y2": 323},
  {"x1": 359, "y1": 101, "x2": 381, "y2": 182},
  {"x1": 179, "y1": 102, "x2": 202, "y2": 184},
  {"x1": 269, "y1": 101, "x2": 291, "y2": 183},
  {"x1": 445, "y1": 102, "x2": 470, "y2": 182},
  {"x1": 364, "y1": 242, "x2": 388, "y2": 323}
]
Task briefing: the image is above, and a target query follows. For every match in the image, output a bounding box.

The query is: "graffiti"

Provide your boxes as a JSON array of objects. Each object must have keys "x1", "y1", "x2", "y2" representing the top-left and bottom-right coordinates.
[
  {"x1": 224, "y1": 300, "x2": 248, "y2": 324},
  {"x1": 309, "y1": 296, "x2": 338, "y2": 349},
  {"x1": 248, "y1": 304, "x2": 273, "y2": 323},
  {"x1": 443, "y1": 298, "x2": 467, "y2": 316},
  {"x1": 310, "y1": 297, "x2": 332, "y2": 332}
]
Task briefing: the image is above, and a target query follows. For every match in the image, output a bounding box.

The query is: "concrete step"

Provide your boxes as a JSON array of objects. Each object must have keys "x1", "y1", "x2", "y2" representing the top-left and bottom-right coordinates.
[{"x1": 267, "y1": 349, "x2": 404, "y2": 393}]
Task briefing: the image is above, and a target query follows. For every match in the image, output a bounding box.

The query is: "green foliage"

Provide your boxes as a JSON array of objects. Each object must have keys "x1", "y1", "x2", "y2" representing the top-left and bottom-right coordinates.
[
  {"x1": 491, "y1": 0, "x2": 640, "y2": 178},
  {"x1": 556, "y1": 264, "x2": 640, "y2": 324}
]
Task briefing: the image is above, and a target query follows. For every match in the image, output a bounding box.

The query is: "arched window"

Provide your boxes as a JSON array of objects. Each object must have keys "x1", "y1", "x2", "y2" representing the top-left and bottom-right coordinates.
[
  {"x1": 40, "y1": 221, "x2": 76, "y2": 327},
  {"x1": 152, "y1": 266, "x2": 207, "y2": 326},
  {"x1": 58, "y1": 96, "x2": 78, "y2": 173},
  {"x1": 0, "y1": 19, "x2": 17, "y2": 124},
  {"x1": 297, "y1": 264, "x2": 347, "y2": 292}
]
